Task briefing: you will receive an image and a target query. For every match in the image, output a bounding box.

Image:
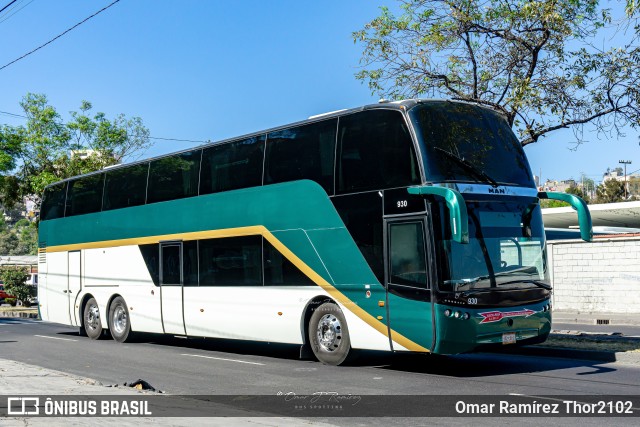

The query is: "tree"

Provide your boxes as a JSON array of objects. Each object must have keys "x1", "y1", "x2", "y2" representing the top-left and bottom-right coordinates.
[
  {"x1": 628, "y1": 176, "x2": 640, "y2": 199},
  {"x1": 353, "y1": 1, "x2": 640, "y2": 146},
  {"x1": 0, "y1": 266, "x2": 32, "y2": 305},
  {"x1": 0, "y1": 93, "x2": 151, "y2": 209},
  {"x1": 579, "y1": 174, "x2": 596, "y2": 198},
  {"x1": 594, "y1": 179, "x2": 625, "y2": 203},
  {"x1": 0, "y1": 231, "x2": 19, "y2": 254},
  {"x1": 540, "y1": 199, "x2": 569, "y2": 208},
  {"x1": 566, "y1": 185, "x2": 591, "y2": 204}
]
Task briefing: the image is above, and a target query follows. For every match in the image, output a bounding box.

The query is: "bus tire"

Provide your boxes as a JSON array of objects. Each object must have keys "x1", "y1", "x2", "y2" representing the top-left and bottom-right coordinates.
[
  {"x1": 109, "y1": 296, "x2": 133, "y2": 343},
  {"x1": 309, "y1": 302, "x2": 352, "y2": 366},
  {"x1": 83, "y1": 297, "x2": 103, "y2": 340}
]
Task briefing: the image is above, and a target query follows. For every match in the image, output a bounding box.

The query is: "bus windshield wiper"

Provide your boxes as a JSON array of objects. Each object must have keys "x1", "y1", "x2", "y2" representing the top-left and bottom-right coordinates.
[
  {"x1": 433, "y1": 147, "x2": 500, "y2": 188},
  {"x1": 445, "y1": 272, "x2": 549, "y2": 292},
  {"x1": 457, "y1": 279, "x2": 551, "y2": 298},
  {"x1": 497, "y1": 279, "x2": 551, "y2": 290},
  {"x1": 444, "y1": 275, "x2": 491, "y2": 291}
]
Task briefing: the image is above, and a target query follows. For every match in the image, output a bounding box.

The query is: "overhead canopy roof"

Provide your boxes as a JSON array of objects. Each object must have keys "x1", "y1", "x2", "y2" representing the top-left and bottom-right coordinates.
[{"x1": 542, "y1": 201, "x2": 640, "y2": 229}]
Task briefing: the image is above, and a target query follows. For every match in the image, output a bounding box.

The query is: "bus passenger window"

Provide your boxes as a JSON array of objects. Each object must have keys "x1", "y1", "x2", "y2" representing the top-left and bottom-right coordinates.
[
  {"x1": 264, "y1": 119, "x2": 337, "y2": 194},
  {"x1": 147, "y1": 150, "x2": 202, "y2": 204},
  {"x1": 337, "y1": 110, "x2": 420, "y2": 193},
  {"x1": 263, "y1": 239, "x2": 314, "y2": 286},
  {"x1": 183, "y1": 240, "x2": 198, "y2": 286},
  {"x1": 139, "y1": 243, "x2": 159, "y2": 286},
  {"x1": 65, "y1": 174, "x2": 104, "y2": 217},
  {"x1": 200, "y1": 135, "x2": 265, "y2": 195},
  {"x1": 40, "y1": 182, "x2": 68, "y2": 220},
  {"x1": 199, "y1": 236, "x2": 262, "y2": 286},
  {"x1": 103, "y1": 163, "x2": 149, "y2": 211}
]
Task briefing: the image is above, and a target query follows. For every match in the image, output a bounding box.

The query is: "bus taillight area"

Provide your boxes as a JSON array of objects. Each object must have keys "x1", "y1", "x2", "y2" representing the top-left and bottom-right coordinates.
[{"x1": 432, "y1": 300, "x2": 552, "y2": 355}]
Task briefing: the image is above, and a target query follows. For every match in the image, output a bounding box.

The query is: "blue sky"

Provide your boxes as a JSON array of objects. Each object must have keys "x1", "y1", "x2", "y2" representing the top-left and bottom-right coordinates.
[{"x1": 1, "y1": 0, "x2": 638, "y2": 185}]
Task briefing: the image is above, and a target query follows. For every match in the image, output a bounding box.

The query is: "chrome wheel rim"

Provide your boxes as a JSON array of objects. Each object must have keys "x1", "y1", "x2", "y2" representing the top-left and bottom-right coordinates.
[
  {"x1": 316, "y1": 314, "x2": 342, "y2": 352},
  {"x1": 112, "y1": 304, "x2": 127, "y2": 335},
  {"x1": 86, "y1": 304, "x2": 100, "y2": 330}
]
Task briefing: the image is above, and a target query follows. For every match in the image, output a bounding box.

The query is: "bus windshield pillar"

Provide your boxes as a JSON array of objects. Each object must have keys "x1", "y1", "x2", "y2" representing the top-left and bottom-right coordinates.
[
  {"x1": 407, "y1": 186, "x2": 469, "y2": 244},
  {"x1": 538, "y1": 191, "x2": 593, "y2": 241}
]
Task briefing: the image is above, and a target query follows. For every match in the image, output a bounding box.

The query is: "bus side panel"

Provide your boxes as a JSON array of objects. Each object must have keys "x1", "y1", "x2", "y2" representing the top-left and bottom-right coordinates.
[
  {"x1": 45, "y1": 251, "x2": 70, "y2": 325},
  {"x1": 83, "y1": 246, "x2": 163, "y2": 334},
  {"x1": 184, "y1": 287, "x2": 322, "y2": 343},
  {"x1": 337, "y1": 300, "x2": 395, "y2": 351}
]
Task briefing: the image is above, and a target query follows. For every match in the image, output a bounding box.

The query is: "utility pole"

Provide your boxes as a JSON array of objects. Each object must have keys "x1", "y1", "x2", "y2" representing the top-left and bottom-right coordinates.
[{"x1": 619, "y1": 160, "x2": 632, "y2": 200}]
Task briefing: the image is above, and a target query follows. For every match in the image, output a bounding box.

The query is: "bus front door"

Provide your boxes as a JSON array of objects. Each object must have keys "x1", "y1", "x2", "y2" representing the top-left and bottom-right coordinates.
[
  {"x1": 385, "y1": 217, "x2": 434, "y2": 352},
  {"x1": 160, "y1": 242, "x2": 186, "y2": 335}
]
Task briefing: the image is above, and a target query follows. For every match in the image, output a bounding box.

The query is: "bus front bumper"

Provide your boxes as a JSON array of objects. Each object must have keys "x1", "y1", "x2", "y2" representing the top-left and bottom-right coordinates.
[{"x1": 432, "y1": 300, "x2": 552, "y2": 355}]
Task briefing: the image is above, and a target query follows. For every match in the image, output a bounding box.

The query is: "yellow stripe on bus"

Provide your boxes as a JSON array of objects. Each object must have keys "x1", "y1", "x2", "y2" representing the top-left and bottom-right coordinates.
[{"x1": 45, "y1": 226, "x2": 429, "y2": 353}]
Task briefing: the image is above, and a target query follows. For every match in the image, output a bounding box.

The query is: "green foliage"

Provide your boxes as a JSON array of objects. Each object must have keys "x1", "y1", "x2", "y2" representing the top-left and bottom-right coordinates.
[
  {"x1": 4, "y1": 298, "x2": 16, "y2": 306},
  {"x1": 0, "y1": 266, "x2": 32, "y2": 303},
  {"x1": 0, "y1": 231, "x2": 19, "y2": 254},
  {"x1": 594, "y1": 179, "x2": 625, "y2": 203},
  {"x1": 0, "y1": 209, "x2": 38, "y2": 255},
  {"x1": 540, "y1": 199, "x2": 570, "y2": 208},
  {"x1": 628, "y1": 176, "x2": 640, "y2": 199},
  {"x1": 0, "y1": 93, "x2": 151, "y2": 209},
  {"x1": 565, "y1": 185, "x2": 590, "y2": 204},
  {"x1": 354, "y1": 1, "x2": 640, "y2": 146}
]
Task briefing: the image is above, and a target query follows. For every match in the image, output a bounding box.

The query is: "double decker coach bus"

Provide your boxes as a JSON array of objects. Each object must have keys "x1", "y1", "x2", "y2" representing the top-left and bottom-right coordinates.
[{"x1": 37, "y1": 99, "x2": 591, "y2": 365}]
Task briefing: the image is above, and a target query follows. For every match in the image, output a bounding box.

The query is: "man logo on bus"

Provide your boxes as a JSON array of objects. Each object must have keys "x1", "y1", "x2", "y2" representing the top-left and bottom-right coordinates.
[{"x1": 478, "y1": 309, "x2": 536, "y2": 324}]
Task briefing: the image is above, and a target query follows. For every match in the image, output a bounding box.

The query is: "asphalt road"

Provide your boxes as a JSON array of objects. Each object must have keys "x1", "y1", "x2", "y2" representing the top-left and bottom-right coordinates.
[{"x1": 2, "y1": 318, "x2": 640, "y2": 425}]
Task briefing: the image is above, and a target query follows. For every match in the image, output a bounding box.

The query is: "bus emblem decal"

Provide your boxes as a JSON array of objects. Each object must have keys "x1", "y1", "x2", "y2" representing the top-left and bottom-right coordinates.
[
  {"x1": 478, "y1": 308, "x2": 536, "y2": 324},
  {"x1": 488, "y1": 187, "x2": 506, "y2": 194}
]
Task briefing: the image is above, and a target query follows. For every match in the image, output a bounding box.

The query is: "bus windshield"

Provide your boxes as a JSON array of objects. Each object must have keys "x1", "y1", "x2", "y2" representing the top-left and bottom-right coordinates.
[
  {"x1": 409, "y1": 102, "x2": 535, "y2": 187},
  {"x1": 435, "y1": 200, "x2": 548, "y2": 294}
]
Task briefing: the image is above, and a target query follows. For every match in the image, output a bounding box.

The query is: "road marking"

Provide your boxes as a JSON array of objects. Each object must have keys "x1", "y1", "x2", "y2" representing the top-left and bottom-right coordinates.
[
  {"x1": 180, "y1": 353, "x2": 265, "y2": 366},
  {"x1": 34, "y1": 335, "x2": 78, "y2": 342}
]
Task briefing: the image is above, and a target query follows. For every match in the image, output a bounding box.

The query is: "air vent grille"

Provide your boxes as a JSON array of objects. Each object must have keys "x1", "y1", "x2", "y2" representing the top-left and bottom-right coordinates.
[{"x1": 38, "y1": 242, "x2": 47, "y2": 264}]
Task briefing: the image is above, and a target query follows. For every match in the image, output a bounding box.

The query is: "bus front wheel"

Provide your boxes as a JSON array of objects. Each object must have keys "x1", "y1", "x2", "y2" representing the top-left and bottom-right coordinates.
[
  {"x1": 83, "y1": 298, "x2": 103, "y2": 340},
  {"x1": 309, "y1": 302, "x2": 352, "y2": 365},
  {"x1": 109, "y1": 296, "x2": 133, "y2": 343}
]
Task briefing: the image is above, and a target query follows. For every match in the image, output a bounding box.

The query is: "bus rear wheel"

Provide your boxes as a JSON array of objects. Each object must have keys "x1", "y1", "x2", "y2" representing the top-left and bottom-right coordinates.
[
  {"x1": 83, "y1": 297, "x2": 102, "y2": 340},
  {"x1": 109, "y1": 296, "x2": 133, "y2": 343},
  {"x1": 309, "y1": 302, "x2": 352, "y2": 365}
]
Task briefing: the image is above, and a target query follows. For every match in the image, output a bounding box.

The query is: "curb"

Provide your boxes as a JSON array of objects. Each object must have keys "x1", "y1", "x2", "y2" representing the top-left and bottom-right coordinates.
[{"x1": 0, "y1": 310, "x2": 39, "y2": 319}]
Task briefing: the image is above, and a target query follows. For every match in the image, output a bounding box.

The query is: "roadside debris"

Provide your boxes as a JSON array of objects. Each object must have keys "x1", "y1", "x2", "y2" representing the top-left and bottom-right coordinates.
[{"x1": 106, "y1": 379, "x2": 163, "y2": 393}]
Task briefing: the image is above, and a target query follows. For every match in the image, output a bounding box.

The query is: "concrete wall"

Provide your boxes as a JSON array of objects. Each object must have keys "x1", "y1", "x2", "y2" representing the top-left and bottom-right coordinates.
[{"x1": 548, "y1": 236, "x2": 640, "y2": 313}]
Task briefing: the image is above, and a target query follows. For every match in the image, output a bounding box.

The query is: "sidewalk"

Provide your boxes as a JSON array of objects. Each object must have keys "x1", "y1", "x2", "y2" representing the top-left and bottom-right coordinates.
[{"x1": 552, "y1": 309, "x2": 640, "y2": 327}]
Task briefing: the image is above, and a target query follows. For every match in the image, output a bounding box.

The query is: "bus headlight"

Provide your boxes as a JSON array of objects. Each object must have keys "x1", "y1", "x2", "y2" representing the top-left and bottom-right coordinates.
[
  {"x1": 444, "y1": 309, "x2": 452, "y2": 317},
  {"x1": 454, "y1": 311, "x2": 461, "y2": 319},
  {"x1": 462, "y1": 312, "x2": 470, "y2": 320}
]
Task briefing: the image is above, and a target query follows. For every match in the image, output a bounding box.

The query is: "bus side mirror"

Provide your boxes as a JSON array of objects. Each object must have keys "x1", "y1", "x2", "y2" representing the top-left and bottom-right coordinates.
[
  {"x1": 538, "y1": 192, "x2": 593, "y2": 242},
  {"x1": 408, "y1": 186, "x2": 469, "y2": 244}
]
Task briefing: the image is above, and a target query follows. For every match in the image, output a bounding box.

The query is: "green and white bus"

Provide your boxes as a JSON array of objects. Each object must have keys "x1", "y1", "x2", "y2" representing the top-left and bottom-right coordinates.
[{"x1": 37, "y1": 99, "x2": 591, "y2": 365}]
